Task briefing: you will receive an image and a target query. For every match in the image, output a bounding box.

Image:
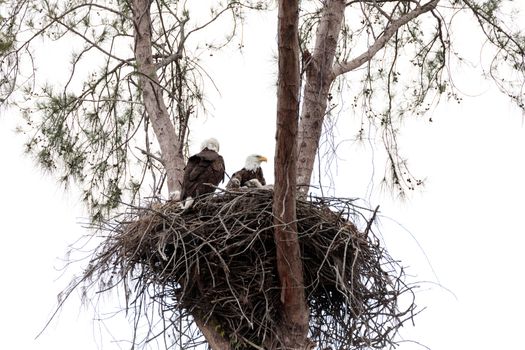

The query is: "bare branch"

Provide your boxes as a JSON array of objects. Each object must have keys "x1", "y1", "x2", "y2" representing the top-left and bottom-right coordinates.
[
  {"x1": 462, "y1": 0, "x2": 525, "y2": 56},
  {"x1": 132, "y1": 0, "x2": 185, "y2": 194},
  {"x1": 154, "y1": 53, "x2": 182, "y2": 70},
  {"x1": 13, "y1": 2, "x2": 130, "y2": 56},
  {"x1": 135, "y1": 146, "x2": 165, "y2": 165},
  {"x1": 50, "y1": 16, "x2": 129, "y2": 64},
  {"x1": 332, "y1": 0, "x2": 440, "y2": 78}
]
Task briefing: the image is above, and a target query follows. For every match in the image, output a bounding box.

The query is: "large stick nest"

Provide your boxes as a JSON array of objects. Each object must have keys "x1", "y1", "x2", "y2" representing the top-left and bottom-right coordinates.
[{"x1": 79, "y1": 189, "x2": 416, "y2": 349}]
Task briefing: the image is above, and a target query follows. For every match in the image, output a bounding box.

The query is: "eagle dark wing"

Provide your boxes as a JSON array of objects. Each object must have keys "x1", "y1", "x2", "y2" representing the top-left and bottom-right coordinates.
[
  {"x1": 181, "y1": 149, "x2": 225, "y2": 199},
  {"x1": 255, "y1": 167, "x2": 266, "y2": 186},
  {"x1": 227, "y1": 167, "x2": 266, "y2": 188},
  {"x1": 205, "y1": 150, "x2": 225, "y2": 186}
]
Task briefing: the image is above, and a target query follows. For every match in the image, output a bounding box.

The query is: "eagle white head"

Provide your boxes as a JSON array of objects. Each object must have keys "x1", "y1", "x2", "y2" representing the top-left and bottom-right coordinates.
[
  {"x1": 245, "y1": 154, "x2": 268, "y2": 171},
  {"x1": 201, "y1": 138, "x2": 220, "y2": 152}
]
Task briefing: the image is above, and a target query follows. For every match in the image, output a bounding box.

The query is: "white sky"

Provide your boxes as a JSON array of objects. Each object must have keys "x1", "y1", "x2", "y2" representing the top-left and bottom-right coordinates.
[{"x1": 1, "y1": 3, "x2": 525, "y2": 350}]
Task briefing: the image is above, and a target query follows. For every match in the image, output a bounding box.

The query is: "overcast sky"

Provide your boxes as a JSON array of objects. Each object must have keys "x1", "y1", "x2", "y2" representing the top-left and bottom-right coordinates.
[{"x1": 1, "y1": 3, "x2": 525, "y2": 350}]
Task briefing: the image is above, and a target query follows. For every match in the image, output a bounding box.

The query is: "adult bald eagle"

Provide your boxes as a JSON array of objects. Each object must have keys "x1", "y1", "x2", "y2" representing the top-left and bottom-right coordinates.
[
  {"x1": 226, "y1": 154, "x2": 267, "y2": 189},
  {"x1": 180, "y1": 138, "x2": 225, "y2": 209}
]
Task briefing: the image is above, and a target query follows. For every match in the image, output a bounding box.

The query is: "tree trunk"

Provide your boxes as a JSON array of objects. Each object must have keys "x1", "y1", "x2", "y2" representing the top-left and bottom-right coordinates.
[
  {"x1": 132, "y1": 0, "x2": 185, "y2": 194},
  {"x1": 273, "y1": 0, "x2": 309, "y2": 348},
  {"x1": 133, "y1": 1, "x2": 229, "y2": 349},
  {"x1": 296, "y1": 0, "x2": 346, "y2": 195},
  {"x1": 296, "y1": 0, "x2": 440, "y2": 193},
  {"x1": 194, "y1": 317, "x2": 231, "y2": 350}
]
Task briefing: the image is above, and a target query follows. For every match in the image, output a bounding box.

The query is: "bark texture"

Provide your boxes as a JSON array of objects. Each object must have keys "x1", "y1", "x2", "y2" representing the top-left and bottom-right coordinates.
[
  {"x1": 195, "y1": 317, "x2": 232, "y2": 350},
  {"x1": 132, "y1": 0, "x2": 185, "y2": 193},
  {"x1": 296, "y1": 0, "x2": 440, "y2": 193},
  {"x1": 133, "y1": 1, "x2": 227, "y2": 349},
  {"x1": 296, "y1": 0, "x2": 346, "y2": 194},
  {"x1": 273, "y1": 0, "x2": 309, "y2": 348}
]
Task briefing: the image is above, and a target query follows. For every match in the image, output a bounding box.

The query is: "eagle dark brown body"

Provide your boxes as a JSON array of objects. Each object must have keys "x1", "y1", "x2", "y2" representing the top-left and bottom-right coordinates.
[
  {"x1": 226, "y1": 154, "x2": 267, "y2": 189},
  {"x1": 229, "y1": 167, "x2": 266, "y2": 187},
  {"x1": 181, "y1": 148, "x2": 225, "y2": 200}
]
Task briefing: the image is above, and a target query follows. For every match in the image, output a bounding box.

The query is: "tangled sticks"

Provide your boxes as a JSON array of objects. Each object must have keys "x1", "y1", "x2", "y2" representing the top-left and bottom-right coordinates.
[{"x1": 80, "y1": 189, "x2": 417, "y2": 349}]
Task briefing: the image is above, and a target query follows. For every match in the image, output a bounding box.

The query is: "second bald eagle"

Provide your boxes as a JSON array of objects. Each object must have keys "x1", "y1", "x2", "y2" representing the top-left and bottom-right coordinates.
[{"x1": 227, "y1": 154, "x2": 267, "y2": 189}]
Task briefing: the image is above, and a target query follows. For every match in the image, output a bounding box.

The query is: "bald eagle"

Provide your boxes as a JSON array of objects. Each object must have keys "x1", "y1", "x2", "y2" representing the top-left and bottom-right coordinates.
[
  {"x1": 180, "y1": 138, "x2": 225, "y2": 209},
  {"x1": 226, "y1": 154, "x2": 267, "y2": 189}
]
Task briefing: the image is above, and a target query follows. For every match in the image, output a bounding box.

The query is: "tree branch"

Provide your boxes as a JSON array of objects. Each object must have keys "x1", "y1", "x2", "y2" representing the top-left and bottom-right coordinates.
[
  {"x1": 135, "y1": 146, "x2": 165, "y2": 165},
  {"x1": 296, "y1": 0, "x2": 347, "y2": 194},
  {"x1": 154, "y1": 53, "x2": 182, "y2": 70},
  {"x1": 462, "y1": 0, "x2": 525, "y2": 55},
  {"x1": 332, "y1": 0, "x2": 440, "y2": 78},
  {"x1": 51, "y1": 16, "x2": 129, "y2": 64},
  {"x1": 14, "y1": 2, "x2": 130, "y2": 56},
  {"x1": 132, "y1": 0, "x2": 185, "y2": 194}
]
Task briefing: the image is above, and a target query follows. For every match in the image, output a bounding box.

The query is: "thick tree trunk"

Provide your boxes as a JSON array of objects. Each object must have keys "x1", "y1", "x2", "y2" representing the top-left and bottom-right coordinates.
[
  {"x1": 273, "y1": 0, "x2": 309, "y2": 348},
  {"x1": 296, "y1": 0, "x2": 346, "y2": 194},
  {"x1": 296, "y1": 0, "x2": 439, "y2": 193},
  {"x1": 194, "y1": 317, "x2": 231, "y2": 350},
  {"x1": 132, "y1": 0, "x2": 185, "y2": 194},
  {"x1": 133, "y1": 1, "x2": 228, "y2": 349}
]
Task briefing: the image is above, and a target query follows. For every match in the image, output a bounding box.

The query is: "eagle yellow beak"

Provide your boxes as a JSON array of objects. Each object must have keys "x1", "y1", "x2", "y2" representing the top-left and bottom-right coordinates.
[{"x1": 258, "y1": 156, "x2": 268, "y2": 162}]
